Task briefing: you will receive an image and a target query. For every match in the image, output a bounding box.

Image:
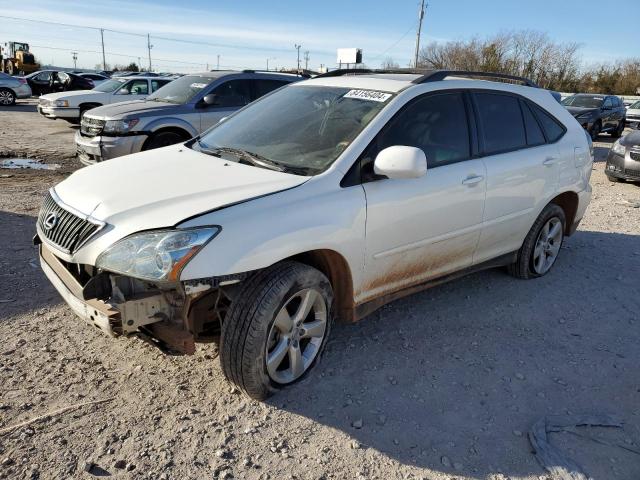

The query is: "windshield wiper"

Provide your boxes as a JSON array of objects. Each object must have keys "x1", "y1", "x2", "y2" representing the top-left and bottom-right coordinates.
[{"x1": 206, "y1": 146, "x2": 286, "y2": 172}]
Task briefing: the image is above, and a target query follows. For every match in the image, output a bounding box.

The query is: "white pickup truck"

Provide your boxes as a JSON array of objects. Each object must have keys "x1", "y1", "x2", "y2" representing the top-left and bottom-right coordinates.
[{"x1": 37, "y1": 76, "x2": 172, "y2": 123}]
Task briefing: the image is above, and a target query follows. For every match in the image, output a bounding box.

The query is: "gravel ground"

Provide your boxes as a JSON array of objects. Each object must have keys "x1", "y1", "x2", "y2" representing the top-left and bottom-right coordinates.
[{"x1": 1, "y1": 102, "x2": 639, "y2": 480}]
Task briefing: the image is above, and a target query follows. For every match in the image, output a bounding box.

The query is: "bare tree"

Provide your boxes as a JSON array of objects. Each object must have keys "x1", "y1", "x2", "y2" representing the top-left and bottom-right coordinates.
[{"x1": 381, "y1": 57, "x2": 400, "y2": 70}]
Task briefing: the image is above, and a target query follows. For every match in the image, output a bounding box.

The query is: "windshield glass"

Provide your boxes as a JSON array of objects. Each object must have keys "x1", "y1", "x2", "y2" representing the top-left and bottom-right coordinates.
[
  {"x1": 562, "y1": 95, "x2": 604, "y2": 108},
  {"x1": 93, "y1": 78, "x2": 127, "y2": 93},
  {"x1": 146, "y1": 75, "x2": 214, "y2": 104},
  {"x1": 194, "y1": 85, "x2": 392, "y2": 175},
  {"x1": 630, "y1": 101, "x2": 640, "y2": 109}
]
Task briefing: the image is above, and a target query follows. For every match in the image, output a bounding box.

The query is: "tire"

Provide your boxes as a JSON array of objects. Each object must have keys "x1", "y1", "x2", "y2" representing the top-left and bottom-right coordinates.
[
  {"x1": 611, "y1": 120, "x2": 625, "y2": 138},
  {"x1": 589, "y1": 121, "x2": 601, "y2": 141},
  {"x1": 0, "y1": 88, "x2": 16, "y2": 106},
  {"x1": 220, "y1": 261, "x2": 334, "y2": 400},
  {"x1": 142, "y1": 131, "x2": 186, "y2": 151},
  {"x1": 606, "y1": 175, "x2": 621, "y2": 183},
  {"x1": 508, "y1": 203, "x2": 566, "y2": 280}
]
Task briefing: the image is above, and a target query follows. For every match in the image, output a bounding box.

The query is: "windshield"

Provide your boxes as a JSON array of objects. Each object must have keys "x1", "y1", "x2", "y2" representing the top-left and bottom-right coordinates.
[
  {"x1": 93, "y1": 78, "x2": 127, "y2": 93},
  {"x1": 146, "y1": 75, "x2": 214, "y2": 104},
  {"x1": 562, "y1": 95, "x2": 604, "y2": 108},
  {"x1": 194, "y1": 85, "x2": 392, "y2": 175},
  {"x1": 630, "y1": 101, "x2": 640, "y2": 110}
]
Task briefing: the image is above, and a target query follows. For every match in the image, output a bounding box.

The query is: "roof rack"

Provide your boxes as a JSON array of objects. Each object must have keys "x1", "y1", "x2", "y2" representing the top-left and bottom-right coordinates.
[
  {"x1": 314, "y1": 68, "x2": 539, "y2": 88},
  {"x1": 242, "y1": 69, "x2": 311, "y2": 78}
]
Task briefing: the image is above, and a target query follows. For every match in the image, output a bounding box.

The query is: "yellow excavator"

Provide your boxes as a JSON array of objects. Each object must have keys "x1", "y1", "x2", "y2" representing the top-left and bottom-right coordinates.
[{"x1": 0, "y1": 41, "x2": 39, "y2": 75}]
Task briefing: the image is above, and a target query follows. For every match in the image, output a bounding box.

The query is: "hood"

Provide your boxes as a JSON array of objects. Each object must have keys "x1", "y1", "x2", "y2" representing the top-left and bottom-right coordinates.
[
  {"x1": 620, "y1": 130, "x2": 640, "y2": 146},
  {"x1": 565, "y1": 106, "x2": 599, "y2": 117},
  {"x1": 85, "y1": 100, "x2": 178, "y2": 120},
  {"x1": 40, "y1": 90, "x2": 105, "y2": 102},
  {"x1": 53, "y1": 144, "x2": 309, "y2": 231}
]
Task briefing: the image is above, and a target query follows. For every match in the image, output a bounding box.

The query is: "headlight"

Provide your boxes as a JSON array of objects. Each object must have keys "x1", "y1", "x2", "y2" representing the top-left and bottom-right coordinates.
[
  {"x1": 96, "y1": 227, "x2": 220, "y2": 282},
  {"x1": 102, "y1": 118, "x2": 140, "y2": 134},
  {"x1": 53, "y1": 100, "x2": 69, "y2": 107},
  {"x1": 612, "y1": 140, "x2": 626, "y2": 156}
]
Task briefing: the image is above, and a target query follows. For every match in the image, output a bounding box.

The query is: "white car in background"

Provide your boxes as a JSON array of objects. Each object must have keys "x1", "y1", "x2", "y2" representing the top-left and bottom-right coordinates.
[
  {"x1": 36, "y1": 69, "x2": 593, "y2": 400},
  {"x1": 625, "y1": 100, "x2": 640, "y2": 129},
  {"x1": 37, "y1": 76, "x2": 173, "y2": 123}
]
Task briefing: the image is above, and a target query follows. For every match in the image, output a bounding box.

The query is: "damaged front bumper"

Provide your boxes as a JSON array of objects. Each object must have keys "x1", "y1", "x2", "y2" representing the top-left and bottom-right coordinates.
[{"x1": 39, "y1": 243, "x2": 199, "y2": 354}]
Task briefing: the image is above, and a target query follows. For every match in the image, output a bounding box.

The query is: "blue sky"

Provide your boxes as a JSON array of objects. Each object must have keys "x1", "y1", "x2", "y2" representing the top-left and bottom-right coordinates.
[{"x1": 1, "y1": 0, "x2": 638, "y2": 72}]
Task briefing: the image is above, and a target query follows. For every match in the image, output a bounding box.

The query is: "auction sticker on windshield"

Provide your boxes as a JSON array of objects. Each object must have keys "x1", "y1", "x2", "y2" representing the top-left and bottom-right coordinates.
[
  {"x1": 344, "y1": 89, "x2": 392, "y2": 102},
  {"x1": 190, "y1": 83, "x2": 208, "y2": 89}
]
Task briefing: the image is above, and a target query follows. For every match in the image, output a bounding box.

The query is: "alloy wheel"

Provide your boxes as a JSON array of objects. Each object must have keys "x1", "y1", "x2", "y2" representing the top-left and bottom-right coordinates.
[
  {"x1": 265, "y1": 288, "x2": 327, "y2": 384},
  {"x1": 532, "y1": 217, "x2": 563, "y2": 275},
  {"x1": 0, "y1": 90, "x2": 15, "y2": 105}
]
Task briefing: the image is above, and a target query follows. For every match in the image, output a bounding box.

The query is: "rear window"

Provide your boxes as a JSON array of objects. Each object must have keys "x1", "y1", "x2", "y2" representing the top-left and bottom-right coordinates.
[
  {"x1": 475, "y1": 92, "x2": 526, "y2": 154},
  {"x1": 529, "y1": 103, "x2": 565, "y2": 143},
  {"x1": 521, "y1": 101, "x2": 545, "y2": 146}
]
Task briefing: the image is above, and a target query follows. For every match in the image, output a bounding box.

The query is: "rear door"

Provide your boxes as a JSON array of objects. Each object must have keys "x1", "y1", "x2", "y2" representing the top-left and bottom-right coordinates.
[
  {"x1": 110, "y1": 79, "x2": 149, "y2": 103},
  {"x1": 473, "y1": 92, "x2": 563, "y2": 264},
  {"x1": 199, "y1": 79, "x2": 252, "y2": 132},
  {"x1": 359, "y1": 91, "x2": 486, "y2": 303}
]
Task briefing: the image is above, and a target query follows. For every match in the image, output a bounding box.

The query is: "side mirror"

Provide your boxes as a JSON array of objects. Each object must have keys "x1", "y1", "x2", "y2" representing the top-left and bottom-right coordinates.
[
  {"x1": 374, "y1": 146, "x2": 427, "y2": 180},
  {"x1": 203, "y1": 94, "x2": 218, "y2": 106},
  {"x1": 117, "y1": 88, "x2": 130, "y2": 95}
]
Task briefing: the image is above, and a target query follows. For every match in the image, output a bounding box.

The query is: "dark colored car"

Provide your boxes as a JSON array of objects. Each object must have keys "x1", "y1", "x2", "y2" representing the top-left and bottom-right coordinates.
[
  {"x1": 605, "y1": 128, "x2": 640, "y2": 183},
  {"x1": 562, "y1": 93, "x2": 626, "y2": 140},
  {"x1": 25, "y1": 70, "x2": 94, "y2": 96}
]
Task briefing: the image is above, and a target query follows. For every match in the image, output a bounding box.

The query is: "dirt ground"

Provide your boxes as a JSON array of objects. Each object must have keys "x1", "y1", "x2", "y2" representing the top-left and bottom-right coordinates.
[{"x1": 1, "y1": 100, "x2": 639, "y2": 480}]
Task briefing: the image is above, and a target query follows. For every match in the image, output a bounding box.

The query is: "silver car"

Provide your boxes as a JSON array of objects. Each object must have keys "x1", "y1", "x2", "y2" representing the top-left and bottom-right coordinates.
[
  {"x1": 75, "y1": 70, "x2": 303, "y2": 165},
  {"x1": 0, "y1": 72, "x2": 32, "y2": 105}
]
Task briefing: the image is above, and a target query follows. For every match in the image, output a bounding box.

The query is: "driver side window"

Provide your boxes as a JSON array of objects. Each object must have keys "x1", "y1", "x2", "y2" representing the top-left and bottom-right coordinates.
[
  {"x1": 360, "y1": 92, "x2": 471, "y2": 182},
  {"x1": 209, "y1": 80, "x2": 251, "y2": 107},
  {"x1": 603, "y1": 97, "x2": 613, "y2": 109}
]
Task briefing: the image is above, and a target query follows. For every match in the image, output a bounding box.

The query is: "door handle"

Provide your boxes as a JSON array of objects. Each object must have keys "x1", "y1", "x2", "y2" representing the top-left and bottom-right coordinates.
[
  {"x1": 462, "y1": 175, "x2": 484, "y2": 186},
  {"x1": 543, "y1": 156, "x2": 559, "y2": 166}
]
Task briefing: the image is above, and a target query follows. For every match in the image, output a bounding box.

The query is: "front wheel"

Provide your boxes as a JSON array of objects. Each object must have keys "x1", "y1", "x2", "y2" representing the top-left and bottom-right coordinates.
[
  {"x1": 508, "y1": 203, "x2": 566, "y2": 279},
  {"x1": 0, "y1": 88, "x2": 16, "y2": 106},
  {"x1": 142, "y1": 131, "x2": 186, "y2": 151},
  {"x1": 589, "y1": 121, "x2": 601, "y2": 141},
  {"x1": 611, "y1": 120, "x2": 625, "y2": 138},
  {"x1": 220, "y1": 262, "x2": 333, "y2": 400}
]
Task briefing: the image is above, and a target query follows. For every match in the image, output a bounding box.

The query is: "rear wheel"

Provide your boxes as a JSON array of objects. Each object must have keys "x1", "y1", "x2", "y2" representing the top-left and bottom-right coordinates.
[
  {"x1": 0, "y1": 88, "x2": 16, "y2": 106},
  {"x1": 508, "y1": 203, "x2": 566, "y2": 279},
  {"x1": 143, "y1": 131, "x2": 187, "y2": 151},
  {"x1": 220, "y1": 262, "x2": 333, "y2": 400}
]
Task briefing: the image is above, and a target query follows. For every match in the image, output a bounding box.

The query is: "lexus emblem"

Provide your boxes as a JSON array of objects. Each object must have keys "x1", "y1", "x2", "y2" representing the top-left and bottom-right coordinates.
[{"x1": 43, "y1": 212, "x2": 58, "y2": 231}]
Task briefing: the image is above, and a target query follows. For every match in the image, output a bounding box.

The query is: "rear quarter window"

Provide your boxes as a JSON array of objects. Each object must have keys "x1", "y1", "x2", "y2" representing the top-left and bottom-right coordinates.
[{"x1": 529, "y1": 103, "x2": 565, "y2": 143}]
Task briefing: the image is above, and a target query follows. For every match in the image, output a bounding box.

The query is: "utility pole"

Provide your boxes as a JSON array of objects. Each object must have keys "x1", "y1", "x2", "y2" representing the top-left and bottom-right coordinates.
[
  {"x1": 147, "y1": 33, "x2": 153, "y2": 72},
  {"x1": 217, "y1": 54, "x2": 220, "y2": 70},
  {"x1": 304, "y1": 51, "x2": 310, "y2": 71},
  {"x1": 100, "y1": 29, "x2": 106, "y2": 71},
  {"x1": 294, "y1": 44, "x2": 301, "y2": 73},
  {"x1": 72, "y1": 52, "x2": 78, "y2": 70},
  {"x1": 413, "y1": 0, "x2": 427, "y2": 68}
]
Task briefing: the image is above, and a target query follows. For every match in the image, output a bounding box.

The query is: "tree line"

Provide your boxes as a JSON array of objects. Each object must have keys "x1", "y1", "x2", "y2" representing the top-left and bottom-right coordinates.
[{"x1": 387, "y1": 30, "x2": 639, "y2": 95}]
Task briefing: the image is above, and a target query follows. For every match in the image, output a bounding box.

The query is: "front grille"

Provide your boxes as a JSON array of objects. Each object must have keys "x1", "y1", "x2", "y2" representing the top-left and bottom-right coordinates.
[
  {"x1": 625, "y1": 168, "x2": 640, "y2": 179},
  {"x1": 37, "y1": 191, "x2": 103, "y2": 254},
  {"x1": 39, "y1": 98, "x2": 51, "y2": 107},
  {"x1": 80, "y1": 116, "x2": 105, "y2": 137}
]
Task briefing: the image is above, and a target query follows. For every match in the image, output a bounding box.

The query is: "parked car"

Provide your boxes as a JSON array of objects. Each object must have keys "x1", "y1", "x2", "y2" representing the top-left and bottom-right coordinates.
[
  {"x1": 24, "y1": 70, "x2": 94, "y2": 96},
  {"x1": 0, "y1": 71, "x2": 32, "y2": 105},
  {"x1": 605, "y1": 129, "x2": 640, "y2": 183},
  {"x1": 561, "y1": 93, "x2": 626, "y2": 140},
  {"x1": 77, "y1": 73, "x2": 109, "y2": 87},
  {"x1": 36, "y1": 70, "x2": 593, "y2": 399},
  {"x1": 37, "y1": 76, "x2": 172, "y2": 123},
  {"x1": 75, "y1": 70, "x2": 301, "y2": 164},
  {"x1": 625, "y1": 100, "x2": 640, "y2": 129}
]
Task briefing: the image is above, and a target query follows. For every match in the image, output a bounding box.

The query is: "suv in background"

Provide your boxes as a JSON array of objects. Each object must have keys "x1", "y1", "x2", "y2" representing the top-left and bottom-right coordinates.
[
  {"x1": 625, "y1": 100, "x2": 640, "y2": 129},
  {"x1": 37, "y1": 69, "x2": 592, "y2": 399},
  {"x1": 74, "y1": 70, "x2": 302, "y2": 164},
  {"x1": 38, "y1": 76, "x2": 172, "y2": 123},
  {"x1": 562, "y1": 93, "x2": 626, "y2": 140}
]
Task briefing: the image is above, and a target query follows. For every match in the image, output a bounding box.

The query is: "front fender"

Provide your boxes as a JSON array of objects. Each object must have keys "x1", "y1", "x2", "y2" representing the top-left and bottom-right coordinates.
[
  {"x1": 145, "y1": 117, "x2": 198, "y2": 138},
  {"x1": 178, "y1": 177, "x2": 366, "y2": 293}
]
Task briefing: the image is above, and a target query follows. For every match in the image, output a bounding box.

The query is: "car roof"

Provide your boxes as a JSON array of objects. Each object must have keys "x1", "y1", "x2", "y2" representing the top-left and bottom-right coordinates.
[
  {"x1": 111, "y1": 76, "x2": 173, "y2": 81},
  {"x1": 183, "y1": 70, "x2": 304, "y2": 80}
]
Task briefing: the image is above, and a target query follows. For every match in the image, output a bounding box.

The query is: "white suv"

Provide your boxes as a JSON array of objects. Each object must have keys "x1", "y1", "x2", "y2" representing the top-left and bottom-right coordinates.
[{"x1": 36, "y1": 70, "x2": 593, "y2": 399}]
